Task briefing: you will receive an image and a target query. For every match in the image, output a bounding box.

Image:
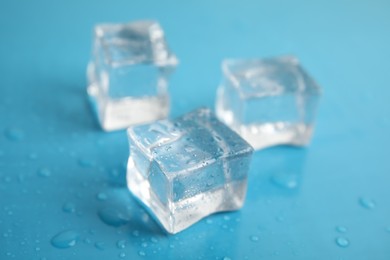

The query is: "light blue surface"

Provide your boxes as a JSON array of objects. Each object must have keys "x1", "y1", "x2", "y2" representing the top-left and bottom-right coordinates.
[{"x1": 1, "y1": 0, "x2": 390, "y2": 259}]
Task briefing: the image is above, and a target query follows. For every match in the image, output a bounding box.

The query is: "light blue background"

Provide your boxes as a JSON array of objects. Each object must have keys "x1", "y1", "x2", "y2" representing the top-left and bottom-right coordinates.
[{"x1": 1, "y1": 0, "x2": 390, "y2": 259}]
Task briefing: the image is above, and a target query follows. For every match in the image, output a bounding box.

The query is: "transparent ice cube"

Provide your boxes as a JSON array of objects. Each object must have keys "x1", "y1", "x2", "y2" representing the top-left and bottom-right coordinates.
[
  {"x1": 126, "y1": 108, "x2": 253, "y2": 234},
  {"x1": 216, "y1": 56, "x2": 321, "y2": 150},
  {"x1": 87, "y1": 20, "x2": 178, "y2": 131}
]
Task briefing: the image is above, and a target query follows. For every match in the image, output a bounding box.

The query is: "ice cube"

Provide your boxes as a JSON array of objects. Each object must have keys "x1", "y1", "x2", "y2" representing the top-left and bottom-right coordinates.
[
  {"x1": 216, "y1": 56, "x2": 321, "y2": 150},
  {"x1": 87, "y1": 20, "x2": 178, "y2": 131},
  {"x1": 126, "y1": 108, "x2": 253, "y2": 234}
]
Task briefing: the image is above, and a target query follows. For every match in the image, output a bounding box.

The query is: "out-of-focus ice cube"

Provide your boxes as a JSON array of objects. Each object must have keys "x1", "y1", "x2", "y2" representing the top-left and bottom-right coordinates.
[
  {"x1": 87, "y1": 20, "x2": 178, "y2": 131},
  {"x1": 216, "y1": 56, "x2": 321, "y2": 150},
  {"x1": 126, "y1": 108, "x2": 253, "y2": 234}
]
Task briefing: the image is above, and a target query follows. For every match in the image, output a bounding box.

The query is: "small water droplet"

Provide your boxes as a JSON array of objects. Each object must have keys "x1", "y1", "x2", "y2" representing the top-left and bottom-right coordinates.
[
  {"x1": 3, "y1": 176, "x2": 11, "y2": 183},
  {"x1": 4, "y1": 127, "x2": 24, "y2": 141},
  {"x1": 119, "y1": 252, "x2": 126, "y2": 258},
  {"x1": 83, "y1": 238, "x2": 92, "y2": 244},
  {"x1": 132, "y1": 230, "x2": 140, "y2": 237},
  {"x1": 359, "y1": 197, "x2": 376, "y2": 209},
  {"x1": 335, "y1": 237, "x2": 349, "y2": 248},
  {"x1": 51, "y1": 230, "x2": 79, "y2": 249},
  {"x1": 62, "y1": 202, "x2": 76, "y2": 213},
  {"x1": 96, "y1": 192, "x2": 108, "y2": 201},
  {"x1": 98, "y1": 207, "x2": 130, "y2": 227},
  {"x1": 78, "y1": 158, "x2": 95, "y2": 168},
  {"x1": 223, "y1": 257, "x2": 232, "y2": 260},
  {"x1": 271, "y1": 172, "x2": 298, "y2": 189},
  {"x1": 95, "y1": 242, "x2": 105, "y2": 250},
  {"x1": 29, "y1": 153, "x2": 38, "y2": 160},
  {"x1": 138, "y1": 250, "x2": 146, "y2": 256},
  {"x1": 206, "y1": 219, "x2": 213, "y2": 224},
  {"x1": 250, "y1": 235, "x2": 259, "y2": 242},
  {"x1": 275, "y1": 215, "x2": 285, "y2": 222},
  {"x1": 336, "y1": 226, "x2": 347, "y2": 233},
  {"x1": 116, "y1": 240, "x2": 126, "y2": 249},
  {"x1": 37, "y1": 167, "x2": 51, "y2": 178},
  {"x1": 150, "y1": 237, "x2": 158, "y2": 243},
  {"x1": 141, "y1": 242, "x2": 148, "y2": 248},
  {"x1": 169, "y1": 244, "x2": 175, "y2": 249},
  {"x1": 35, "y1": 247, "x2": 41, "y2": 251}
]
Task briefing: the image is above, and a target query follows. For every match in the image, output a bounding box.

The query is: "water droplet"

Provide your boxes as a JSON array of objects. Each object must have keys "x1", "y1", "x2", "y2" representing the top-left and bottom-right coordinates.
[
  {"x1": 62, "y1": 202, "x2": 76, "y2": 213},
  {"x1": 98, "y1": 207, "x2": 130, "y2": 227},
  {"x1": 359, "y1": 197, "x2": 376, "y2": 209},
  {"x1": 138, "y1": 250, "x2": 146, "y2": 256},
  {"x1": 184, "y1": 145, "x2": 195, "y2": 152},
  {"x1": 119, "y1": 252, "x2": 126, "y2": 258},
  {"x1": 336, "y1": 226, "x2": 347, "y2": 233},
  {"x1": 271, "y1": 172, "x2": 298, "y2": 189},
  {"x1": 275, "y1": 215, "x2": 285, "y2": 222},
  {"x1": 150, "y1": 237, "x2": 158, "y2": 243},
  {"x1": 29, "y1": 153, "x2": 38, "y2": 160},
  {"x1": 206, "y1": 219, "x2": 213, "y2": 224},
  {"x1": 386, "y1": 226, "x2": 390, "y2": 233},
  {"x1": 95, "y1": 242, "x2": 105, "y2": 250},
  {"x1": 78, "y1": 158, "x2": 95, "y2": 168},
  {"x1": 35, "y1": 247, "x2": 41, "y2": 251},
  {"x1": 335, "y1": 237, "x2": 349, "y2": 248},
  {"x1": 116, "y1": 240, "x2": 126, "y2": 249},
  {"x1": 37, "y1": 167, "x2": 51, "y2": 178},
  {"x1": 4, "y1": 127, "x2": 24, "y2": 141},
  {"x1": 132, "y1": 230, "x2": 140, "y2": 237},
  {"x1": 250, "y1": 235, "x2": 259, "y2": 242},
  {"x1": 51, "y1": 230, "x2": 79, "y2": 249},
  {"x1": 223, "y1": 257, "x2": 232, "y2": 260},
  {"x1": 141, "y1": 242, "x2": 148, "y2": 248},
  {"x1": 83, "y1": 238, "x2": 92, "y2": 244},
  {"x1": 3, "y1": 176, "x2": 11, "y2": 183},
  {"x1": 96, "y1": 192, "x2": 108, "y2": 201}
]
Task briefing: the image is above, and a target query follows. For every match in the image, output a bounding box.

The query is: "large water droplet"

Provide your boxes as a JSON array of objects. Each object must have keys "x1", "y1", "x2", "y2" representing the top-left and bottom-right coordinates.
[
  {"x1": 359, "y1": 197, "x2": 376, "y2": 209},
  {"x1": 98, "y1": 207, "x2": 130, "y2": 227},
  {"x1": 51, "y1": 230, "x2": 79, "y2": 249},
  {"x1": 335, "y1": 237, "x2": 349, "y2": 248},
  {"x1": 4, "y1": 127, "x2": 24, "y2": 141}
]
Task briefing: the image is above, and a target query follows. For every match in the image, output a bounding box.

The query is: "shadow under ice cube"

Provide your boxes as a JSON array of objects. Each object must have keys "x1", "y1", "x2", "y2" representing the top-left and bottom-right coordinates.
[
  {"x1": 87, "y1": 20, "x2": 177, "y2": 131},
  {"x1": 216, "y1": 56, "x2": 322, "y2": 150},
  {"x1": 126, "y1": 108, "x2": 253, "y2": 234}
]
